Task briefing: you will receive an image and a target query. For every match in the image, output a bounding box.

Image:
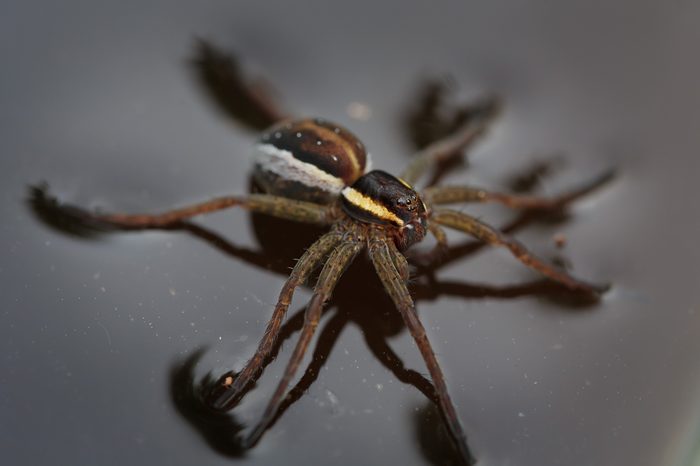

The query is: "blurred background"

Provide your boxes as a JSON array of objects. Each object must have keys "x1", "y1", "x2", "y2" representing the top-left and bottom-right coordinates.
[{"x1": 2, "y1": 1, "x2": 700, "y2": 465}]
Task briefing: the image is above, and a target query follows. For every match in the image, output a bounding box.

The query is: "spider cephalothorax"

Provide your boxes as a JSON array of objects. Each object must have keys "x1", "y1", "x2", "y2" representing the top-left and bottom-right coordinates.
[
  {"x1": 341, "y1": 170, "x2": 428, "y2": 250},
  {"x1": 36, "y1": 40, "x2": 613, "y2": 465}
]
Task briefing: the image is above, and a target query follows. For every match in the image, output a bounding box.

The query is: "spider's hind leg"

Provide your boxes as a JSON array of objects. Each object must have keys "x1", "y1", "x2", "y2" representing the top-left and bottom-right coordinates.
[
  {"x1": 98, "y1": 194, "x2": 335, "y2": 228},
  {"x1": 31, "y1": 188, "x2": 336, "y2": 232},
  {"x1": 369, "y1": 238, "x2": 475, "y2": 465},
  {"x1": 244, "y1": 238, "x2": 363, "y2": 448}
]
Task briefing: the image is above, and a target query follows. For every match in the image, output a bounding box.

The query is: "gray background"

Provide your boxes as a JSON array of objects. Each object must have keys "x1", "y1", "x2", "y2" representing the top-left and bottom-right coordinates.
[{"x1": 2, "y1": 1, "x2": 700, "y2": 465}]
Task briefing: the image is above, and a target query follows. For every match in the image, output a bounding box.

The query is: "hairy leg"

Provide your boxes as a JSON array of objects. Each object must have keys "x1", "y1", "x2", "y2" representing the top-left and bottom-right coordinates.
[
  {"x1": 206, "y1": 231, "x2": 342, "y2": 410},
  {"x1": 244, "y1": 240, "x2": 363, "y2": 448},
  {"x1": 433, "y1": 208, "x2": 608, "y2": 294},
  {"x1": 42, "y1": 191, "x2": 336, "y2": 230},
  {"x1": 422, "y1": 169, "x2": 615, "y2": 208},
  {"x1": 370, "y1": 238, "x2": 474, "y2": 465}
]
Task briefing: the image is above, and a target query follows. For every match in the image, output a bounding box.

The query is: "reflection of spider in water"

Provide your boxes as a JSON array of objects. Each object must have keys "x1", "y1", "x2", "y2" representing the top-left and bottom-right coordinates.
[{"x1": 35, "y1": 40, "x2": 613, "y2": 464}]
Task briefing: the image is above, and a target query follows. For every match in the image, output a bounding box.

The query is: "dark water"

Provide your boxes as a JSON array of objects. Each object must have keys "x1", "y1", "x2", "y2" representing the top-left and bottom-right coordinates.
[{"x1": 3, "y1": 1, "x2": 700, "y2": 465}]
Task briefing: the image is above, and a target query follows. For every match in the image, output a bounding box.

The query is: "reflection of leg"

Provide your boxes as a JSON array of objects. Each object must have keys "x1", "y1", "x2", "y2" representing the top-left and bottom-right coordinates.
[
  {"x1": 244, "y1": 241, "x2": 362, "y2": 448},
  {"x1": 412, "y1": 277, "x2": 600, "y2": 303},
  {"x1": 275, "y1": 312, "x2": 348, "y2": 419},
  {"x1": 370, "y1": 239, "x2": 474, "y2": 465},
  {"x1": 423, "y1": 169, "x2": 615, "y2": 208},
  {"x1": 433, "y1": 209, "x2": 608, "y2": 294},
  {"x1": 206, "y1": 231, "x2": 342, "y2": 410},
  {"x1": 193, "y1": 39, "x2": 289, "y2": 130},
  {"x1": 400, "y1": 98, "x2": 500, "y2": 186},
  {"x1": 364, "y1": 332, "x2": 437, "y2": 404}
]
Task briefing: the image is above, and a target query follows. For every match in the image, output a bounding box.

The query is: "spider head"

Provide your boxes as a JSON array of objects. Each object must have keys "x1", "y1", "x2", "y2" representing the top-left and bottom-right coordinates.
[{"x1": 341, "y1": 170, "x2": 428, "y2": 251}]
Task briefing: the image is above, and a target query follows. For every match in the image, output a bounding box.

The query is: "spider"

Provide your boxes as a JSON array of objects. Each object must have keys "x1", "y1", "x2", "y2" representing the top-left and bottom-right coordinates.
[{"x1": 35, "y1": 40, "x2": 612, "y2": 464}]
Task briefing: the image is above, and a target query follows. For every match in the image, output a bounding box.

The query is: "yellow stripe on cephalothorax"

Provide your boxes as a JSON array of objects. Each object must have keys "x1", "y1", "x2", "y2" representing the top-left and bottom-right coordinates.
[{"x1": 341, "y1": 187, "x2": 404, "y2": 226}]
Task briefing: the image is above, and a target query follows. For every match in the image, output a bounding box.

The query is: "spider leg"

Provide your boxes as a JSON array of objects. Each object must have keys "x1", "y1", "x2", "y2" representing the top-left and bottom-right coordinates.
[
  {"x1": 39, "y1": 189, "x2": 335, "y2": 230},
  {"x1": 400, "y1": 98, "x2": 500, "y2": 186},
  {"x1": 432, "y1": 208, "x2": 608, "y2": 294},
  {"x1": 193, "y1": 39, "x2": 289, "y2": 131},
  {"x1": 206, "y1": 231, "x2": 343, "y2": 410},
  {"x1": 244, "y1": 239, "x2": 363, "y2": 448},
  {"x1": 369, "y1": 238, "x2": 474, "y2": 465},
  {"x1": 422, "y1": 168, "x2": 616, "y2": 208}
]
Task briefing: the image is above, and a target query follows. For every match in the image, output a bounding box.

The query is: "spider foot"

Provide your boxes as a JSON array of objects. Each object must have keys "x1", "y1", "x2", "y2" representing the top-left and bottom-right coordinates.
[
  {"x1": 27, "y1": 183, "x2": 117, "y2": 237},
  {"x1": 203, "y1": 370, "x2": 255, "y2": 411}
]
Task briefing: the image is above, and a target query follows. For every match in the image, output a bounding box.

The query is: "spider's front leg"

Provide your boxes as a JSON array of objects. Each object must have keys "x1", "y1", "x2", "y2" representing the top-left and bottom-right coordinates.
[
  {"x1": 244, "y1": 237, "x2": 363, "y2": 449},
  {"x1": 422, "y1": 168, "x2": 616, "y2": 210},
  {"x1": 369, "y1": 238, "x2": 475, "y2": 465},
  {"x1": 432, "y1": 208, "x2": 608, "y2": 295},
  {"x1": 205, "y1": 230, "x2": 342, "y2": 410}
]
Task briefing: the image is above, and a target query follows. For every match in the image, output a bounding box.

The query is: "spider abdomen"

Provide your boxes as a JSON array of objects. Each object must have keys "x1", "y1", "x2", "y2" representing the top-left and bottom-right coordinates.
[{"x1": 253, "y1": 118, "x2": 369, "y2": 204}]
